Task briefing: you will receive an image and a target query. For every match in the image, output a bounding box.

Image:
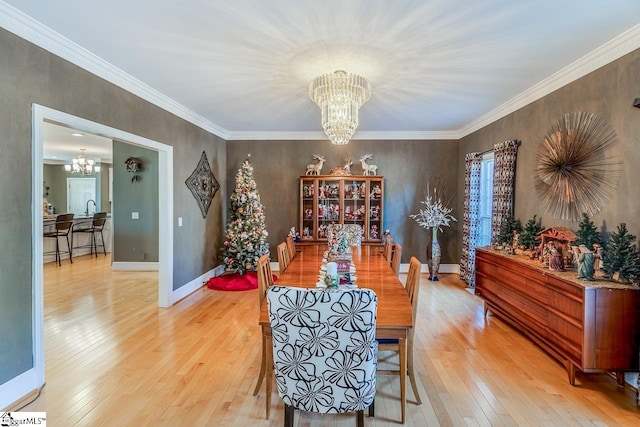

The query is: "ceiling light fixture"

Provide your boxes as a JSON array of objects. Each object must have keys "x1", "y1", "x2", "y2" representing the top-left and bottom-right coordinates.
[
  {"x1": 64, "y1": 148, "x2": 100, "y2": 177},
  {"x1": 309, "y1": 70, "x2": 371, "y2": 145}
]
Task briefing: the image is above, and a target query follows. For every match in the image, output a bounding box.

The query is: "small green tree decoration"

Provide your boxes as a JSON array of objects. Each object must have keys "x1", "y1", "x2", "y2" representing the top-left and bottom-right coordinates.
[
  {"x1": 496, "y1": 214, "x2": 521, "y2": 246},
  {"x1": 518, "y1": 215, "x2": 542, "y2": 250},
  {"x1": 221, "y1": 157, "x2": 269, "y2": 274},
  {"x1": 602, "y1": 223, "x2": 640, "y2": 283},
  {"x1": 574, "y1": 212, "x2": 601, "y2": 250}
]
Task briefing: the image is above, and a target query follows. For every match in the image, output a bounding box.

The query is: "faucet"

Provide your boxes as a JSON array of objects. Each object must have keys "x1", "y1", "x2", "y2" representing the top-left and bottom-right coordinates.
[{"x1": 85, "y1": 199, "x2": 96, "y2": 217}]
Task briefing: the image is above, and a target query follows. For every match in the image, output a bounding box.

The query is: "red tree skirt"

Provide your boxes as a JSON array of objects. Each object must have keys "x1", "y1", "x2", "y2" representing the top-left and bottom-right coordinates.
[{"x1": 207, "y1": 271, "x2": 258, "y2": 291}]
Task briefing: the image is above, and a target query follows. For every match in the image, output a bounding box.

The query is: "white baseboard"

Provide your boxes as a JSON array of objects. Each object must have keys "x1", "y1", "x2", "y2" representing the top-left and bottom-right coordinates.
[
  {"x1": 171, "y1": 265, "x2": 225, "y2": 304},
  {"x1": 399, "y1": 263, "x2": 460, "y2": 275},
  {"x1": 111, "y1": 262, "x2": 159, "y2": 271},
  {"x1": 0, "y1": 368, "x2": 38, "y2": 411}
]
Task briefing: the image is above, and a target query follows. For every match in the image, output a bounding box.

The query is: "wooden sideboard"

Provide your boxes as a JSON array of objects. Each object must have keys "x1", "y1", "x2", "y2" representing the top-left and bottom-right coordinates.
[{"x1": 475, "y1": 248, "x2": 640, "y2": 386}]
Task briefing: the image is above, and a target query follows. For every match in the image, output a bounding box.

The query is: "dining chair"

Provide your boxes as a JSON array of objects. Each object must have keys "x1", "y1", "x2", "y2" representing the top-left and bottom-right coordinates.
[
  {"x1": 277, "y1": 242, "x2": 290, "y2": 272},
  {"x1": 285, "y1": 235, "x2": 296, "y2": 261},
  {"x1": 43, "y1": 213, "x2": 75, "y2": 266},
  {"x1": 254, "y1": 254, "x2": 276, "y2": 402},
  {"x1": 266, "y1": 286, "x2": 378, "y2": 427},
  {"x1": 390, "y1": 243, "x2": 402, "y2": 276},
  {"x1": 328, "y1": 223, "x2": 363, "y2": 247},
  {"x1": 382, "y1": 236, "x2": 394, "y2": 261},
  {"x1": 377, "y1": 256, "x2": 422, "y2": 405},
  {"x1": 73, "y1": 212, "x2": 108, "y2": 257}
]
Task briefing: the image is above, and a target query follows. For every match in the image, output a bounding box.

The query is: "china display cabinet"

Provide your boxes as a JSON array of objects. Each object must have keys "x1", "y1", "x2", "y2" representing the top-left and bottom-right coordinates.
[{"x1": 299, "y1": 176, "x2": 383, "y2": 243}]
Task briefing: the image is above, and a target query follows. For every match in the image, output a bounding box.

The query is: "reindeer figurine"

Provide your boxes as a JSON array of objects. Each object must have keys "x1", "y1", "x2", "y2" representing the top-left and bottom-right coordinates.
[
  {"x1": 330, "y1": 158, "x2": 353, "y2": 176},
  {"x1": 359, "y1": 153, "x2": 378, "y2": 176},
  {"x1": 305, "y1": 154, "x2": 326, "y2": 175}
]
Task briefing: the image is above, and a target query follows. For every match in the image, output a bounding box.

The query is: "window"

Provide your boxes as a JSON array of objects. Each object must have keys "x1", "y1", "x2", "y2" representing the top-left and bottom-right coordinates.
[{"x1": 478, "y1": 154, "x2": 494, "y2": 247}]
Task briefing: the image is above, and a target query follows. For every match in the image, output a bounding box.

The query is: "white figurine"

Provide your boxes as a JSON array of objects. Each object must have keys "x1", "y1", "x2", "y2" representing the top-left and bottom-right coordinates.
[
  {"x1": 305, "y1": 154, "x2": 326, "y2": 175},
  {"x1": 359, "y1": 153, "x2": 378, "y2": 176}
]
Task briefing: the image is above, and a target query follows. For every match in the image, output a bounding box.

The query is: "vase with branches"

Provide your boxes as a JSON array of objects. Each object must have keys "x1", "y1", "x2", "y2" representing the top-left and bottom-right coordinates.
[{"x1": 410, "y1": 182, "x2": 457, "y2": 281}]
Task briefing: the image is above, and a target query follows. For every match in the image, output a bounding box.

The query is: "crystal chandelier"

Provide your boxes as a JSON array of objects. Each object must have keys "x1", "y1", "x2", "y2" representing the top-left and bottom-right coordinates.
[
  {"x1": 309, "y1": 70, "x2": 371, "y2": 145},
  {"x1": 64, "y1": 149, "x2": 100, "y2": 176}
]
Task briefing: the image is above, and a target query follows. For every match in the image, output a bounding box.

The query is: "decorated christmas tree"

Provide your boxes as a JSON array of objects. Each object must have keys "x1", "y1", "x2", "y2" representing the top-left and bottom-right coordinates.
[
  {"x1": 602, "y1": 223, "x2": 640, "y2": 283},
  {"x1": 518, "y1": 215, "x2": 542, "y2": 250},
  {"x1": 574, "y1": 212, "x2": 601, "y2": 249},
  {"x1": 221, "y1": 157, "x2": 269, "y2": 274}
]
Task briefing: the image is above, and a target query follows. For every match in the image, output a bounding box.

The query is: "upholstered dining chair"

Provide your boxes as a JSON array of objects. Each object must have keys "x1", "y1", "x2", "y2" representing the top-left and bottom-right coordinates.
[
  {"x1": 377, "y1": 256, "x2": 422, "y2": 405},
  {"x1": 277, "y1": 242, "x2": 290, "y2": 273},
  {"x1": 285, "y1": 235, "x2": 296, "y2": 261},
  {"x1": 327, "y1": 223, "x2": 363, "y2": 247},
  {"x1": 390, "y1": 243, "x2": 402, "y2": 276},
  {"x1": 254, "y1": 254, "x2": 277, "y2": 404},
  {"x1": 44, "y1": 213, "x2": 74, "y2": 266},
  {"x1": 266, "y1": 286, "x2": 378, "y2": 427}
]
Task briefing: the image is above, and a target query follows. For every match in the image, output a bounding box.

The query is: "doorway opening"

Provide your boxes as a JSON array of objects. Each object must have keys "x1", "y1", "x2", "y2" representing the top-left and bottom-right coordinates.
[{"x1": 31, "y1": 104, "x2": 174, "y2": 389}]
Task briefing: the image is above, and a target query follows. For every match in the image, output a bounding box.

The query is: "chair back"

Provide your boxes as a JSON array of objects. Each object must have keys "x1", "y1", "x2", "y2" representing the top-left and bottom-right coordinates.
[
  {"x1": 266, "y1": 286, "x2": 378, "y2": 414},
  {"x1": 390, "y1": 243, "x2": 402, "y2": 276},
  {"x1": 286, "y1": 235, "x2": 296, "y2": 261},
  {"x1": 55, "y1": 213, "x2": 75, "y2": 232},
  {"x1": 277, "y1": 242, "x2": 290, "y2": 272},
  {"x1": 406, "y1": 257, "x2": 422, "y2": 325},
  {"x1": 257, "y1": 254, "x2": 274, "y2": 309},
  {"x1": 92, "y1": 212, "x2": 108, "y2": 228},
  {"x1": 327, "y1": 223, "x2": 363, "y2": 247},
  {"x1": 383, "y1": 236, "x2": 394, "y2": 261}
]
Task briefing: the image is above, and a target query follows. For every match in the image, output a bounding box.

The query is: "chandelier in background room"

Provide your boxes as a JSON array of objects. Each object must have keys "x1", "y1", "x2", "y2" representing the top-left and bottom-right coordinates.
[
  {"x1": 65, "y1": 149, "x2": 100, "y2": 176},
  {"x1": 309, "y1": 70, "x2": 371, "y2": 145}
]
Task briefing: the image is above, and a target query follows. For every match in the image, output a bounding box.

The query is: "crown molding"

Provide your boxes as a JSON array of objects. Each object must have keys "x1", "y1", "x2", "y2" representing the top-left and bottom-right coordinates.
[
  {"x1": 459, "y1": 23, "x2": 640, "y2": 138},
  {"x1": 0, "y1": 1, "x2": 228, "y2": 140},
  {"x1": 226, "y1": 130, "x2": 460, "y2": 141}
]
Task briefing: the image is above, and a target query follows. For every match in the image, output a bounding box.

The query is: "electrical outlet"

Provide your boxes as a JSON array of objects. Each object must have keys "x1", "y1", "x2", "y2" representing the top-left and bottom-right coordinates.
[
  {"x1": 132, "y1": 212, "x2": 139, "y2": 219},
  {"x1": 178, "y1": 217, "x2": 183, "y2": 227}
]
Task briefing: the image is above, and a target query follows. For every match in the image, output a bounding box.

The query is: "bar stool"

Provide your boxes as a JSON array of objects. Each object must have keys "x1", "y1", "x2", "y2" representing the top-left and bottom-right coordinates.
[
  {"x1": 44, "y1": 213, "x2": 74, "y2": 266},
  {"x1": 73, "y1": 212, "x2": 108, "y2": 257}
]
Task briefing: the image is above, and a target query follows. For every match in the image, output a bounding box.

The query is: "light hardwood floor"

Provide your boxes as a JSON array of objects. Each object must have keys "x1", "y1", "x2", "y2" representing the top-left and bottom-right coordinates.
[{"x1": 22, "y1": 255, "x2": 640, "y2": 425}]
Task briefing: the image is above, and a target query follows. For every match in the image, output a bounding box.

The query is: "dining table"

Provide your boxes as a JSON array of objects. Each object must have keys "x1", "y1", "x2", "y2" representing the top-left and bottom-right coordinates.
[{"x1": 258, "y1": 243, "x2": 413, "y2": 424}]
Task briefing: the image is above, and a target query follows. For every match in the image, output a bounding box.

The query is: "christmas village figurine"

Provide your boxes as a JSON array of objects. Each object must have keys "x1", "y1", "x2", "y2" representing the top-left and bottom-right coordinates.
[
  {"x1": 576, "y1": 244, "x2": 595, "y2": 280},
  {"x1": 370, "y1": 184, "x2": 382, "y2": 199},
  {"x1": 288, "y1": 227, "x2": 301, "y2": 243}
]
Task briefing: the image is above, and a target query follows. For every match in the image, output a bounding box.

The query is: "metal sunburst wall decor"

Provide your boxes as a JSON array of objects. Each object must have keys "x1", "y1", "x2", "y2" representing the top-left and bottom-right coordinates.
[
  {"x1": 534, "y1": 112, "x2": 620, "y2": 222},
  {"x1": 186, "y1": 151, "x2": 220, "y2": 218}
]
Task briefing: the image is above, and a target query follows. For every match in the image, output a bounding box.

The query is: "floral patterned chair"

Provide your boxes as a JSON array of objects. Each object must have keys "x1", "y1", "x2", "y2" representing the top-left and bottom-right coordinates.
[
  {"x1": 327, "y1": 223, "x2": 363, "y2": 247},
  {"x1": 266, "y1": 286, "x2": 378, "y2": 427}
]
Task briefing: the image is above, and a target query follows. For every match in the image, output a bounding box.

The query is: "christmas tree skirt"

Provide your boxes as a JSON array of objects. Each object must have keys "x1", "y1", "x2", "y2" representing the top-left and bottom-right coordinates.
[{"x1": 207, "y1": 271, "x2": 258, "y2": 291}]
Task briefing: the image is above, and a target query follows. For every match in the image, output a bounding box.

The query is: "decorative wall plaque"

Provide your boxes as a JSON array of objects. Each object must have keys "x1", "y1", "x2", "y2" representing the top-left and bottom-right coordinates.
[{"x1": 186, "y1": 151, "x2": 220, "y2": 218}]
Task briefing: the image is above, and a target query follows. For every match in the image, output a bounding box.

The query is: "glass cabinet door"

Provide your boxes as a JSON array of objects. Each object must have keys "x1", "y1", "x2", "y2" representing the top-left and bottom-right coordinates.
[
  {"x1": 300, "y1": 178, "x2": 315, "y2": 240},
  {"x1": 368, "y1": 179, "x2": 383, "y2": 241},
  {"x1": 317, "y1": 178, "x2": 340, "y2": 240},
  {"x1": 343, "y1": 179, "x2": 366, "y2": 239}
]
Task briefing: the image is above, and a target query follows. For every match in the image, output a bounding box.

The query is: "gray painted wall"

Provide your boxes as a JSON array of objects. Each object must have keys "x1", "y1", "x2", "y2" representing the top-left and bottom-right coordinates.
[
  {"x1": 458, "y1": 48, "x2": 640, "y2": 243},
  {"x1": 112, "y1": 141, "x2": 159, "y2": 262},
  {"x1": 0, "y1": 28, "x2": 225, "y2": 386},
  {"x1": 226, "y1": 139, "x2": 460, "y2": 265}
]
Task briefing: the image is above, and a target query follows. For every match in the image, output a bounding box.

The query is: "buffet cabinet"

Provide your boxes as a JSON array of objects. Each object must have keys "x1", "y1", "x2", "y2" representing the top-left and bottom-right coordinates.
[
  {"x1": 475, "y1": 248, "x2": 640, "y2": 385},
  {"x1": 299, "y1": 176, "x2": 383, "y2": 243}
]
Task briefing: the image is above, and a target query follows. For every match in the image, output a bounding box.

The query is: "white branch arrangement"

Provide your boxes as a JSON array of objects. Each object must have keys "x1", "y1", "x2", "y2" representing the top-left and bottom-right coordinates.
[{"x1": 410, "y1": 184, "x2": 457, "y2": 232}]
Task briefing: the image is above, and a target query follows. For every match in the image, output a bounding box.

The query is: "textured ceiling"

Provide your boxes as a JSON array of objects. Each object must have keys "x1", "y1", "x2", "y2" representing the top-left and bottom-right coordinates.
[{"x1": 3, "y1": 0, "x2": 640, "y2": 142}]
